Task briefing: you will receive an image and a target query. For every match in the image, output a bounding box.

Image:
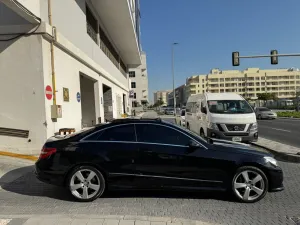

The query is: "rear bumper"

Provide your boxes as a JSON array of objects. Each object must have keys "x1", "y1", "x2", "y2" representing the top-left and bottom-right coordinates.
[
  {"x1": 35, "y1": 162, "x2": 65, "y2": 186},
  {"x1": 207, "y1": 128, "x2": 258, "y2": 142}
]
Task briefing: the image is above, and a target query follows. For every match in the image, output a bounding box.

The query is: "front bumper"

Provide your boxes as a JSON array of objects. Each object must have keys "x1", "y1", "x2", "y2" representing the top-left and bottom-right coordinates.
[
  {"x1": 262, "y1": 114, "x2": 277, "y2": 119},
  {"x1": 268, "y1": 167, "x2": 284, "y2": 192},
  {"x1": 207, "y1": 128, "x2": 258, "y2": 142}
]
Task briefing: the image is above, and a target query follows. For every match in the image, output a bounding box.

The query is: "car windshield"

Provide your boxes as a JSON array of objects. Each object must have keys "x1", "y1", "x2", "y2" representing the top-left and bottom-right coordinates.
[
  {"x1": 207, "y1": 100, "x2": 253, "y2": 114},
  {"x1": 259, "y1": 108, "x2": 271, "y2": 112}
]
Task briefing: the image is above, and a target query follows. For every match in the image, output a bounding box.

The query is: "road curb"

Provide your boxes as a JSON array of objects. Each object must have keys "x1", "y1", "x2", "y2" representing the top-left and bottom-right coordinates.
[
  {"x1": 251, "y1": 143, "x2": 300, "y2": 163},
  {"x1": 0, "y1": 214, "x2": 214, "y2": 225},
  {"x1": 0, "y1": 151, "x2": 38, "y2": 161},
  {"x1": 278, "y1": 117, "x2": 300, "y2": 120}
]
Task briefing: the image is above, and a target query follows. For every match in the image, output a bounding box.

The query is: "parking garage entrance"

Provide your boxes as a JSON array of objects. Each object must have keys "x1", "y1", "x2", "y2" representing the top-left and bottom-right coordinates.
[
  {"x1": 103, "y1": 84, "x2": 113, "y2": 122},
  {"x1": 80, "y1": 73, "x2": 97, "y2": 128}
]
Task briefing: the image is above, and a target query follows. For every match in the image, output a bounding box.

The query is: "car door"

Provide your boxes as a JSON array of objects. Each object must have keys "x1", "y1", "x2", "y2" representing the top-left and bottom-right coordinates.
[
  {"x1": 80, "y1": 124, "x2": 139, "y2": 189},
  {"x1": 134, "y1": 123, "x2": 224, "y2": 190}
]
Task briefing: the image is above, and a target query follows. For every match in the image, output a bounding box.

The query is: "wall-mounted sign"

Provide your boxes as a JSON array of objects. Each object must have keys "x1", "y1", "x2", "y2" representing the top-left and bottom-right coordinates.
[
  {"x1": 129, "y1": 90, "x2": 134, "y2": 98},
  {"x1": 45, "y1": 85, "x2": 52, "y2": 100},
  {"x1": 63, "y1": 88, "x2": 69, "y2": 102},
  {"x1": 76, "y1": 92, "x2": 81, "y2": 102}
]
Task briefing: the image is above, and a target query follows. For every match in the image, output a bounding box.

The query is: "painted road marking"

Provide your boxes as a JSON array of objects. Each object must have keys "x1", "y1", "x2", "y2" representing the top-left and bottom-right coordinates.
[
  {"x1": 0, "y1": 219, "x2": 11, "y2": 225},
  {"x1": 270, "y1": 128, "x2": 291, "y2": 132}
]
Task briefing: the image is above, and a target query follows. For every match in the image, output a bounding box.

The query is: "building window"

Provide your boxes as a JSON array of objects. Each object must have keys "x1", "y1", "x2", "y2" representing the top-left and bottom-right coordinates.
[
  {"x1": 86, "y1": 4, "x2": 98, "y2": 44},
  {"x1": 129, "y1": 71, "x2": 135, "y2": 78},
  {"x1": 220, "y1": 78, "x2": 224, "y2": 82},
  {"x1": 256, "y1": 77, "x2": 260, "y2": 80},
  {"x1": 134, "y1": 93, "x2": 136, "y2": 99},
  {"x1": 131, "y1": 82, "x2": 136, "y2": 88}
]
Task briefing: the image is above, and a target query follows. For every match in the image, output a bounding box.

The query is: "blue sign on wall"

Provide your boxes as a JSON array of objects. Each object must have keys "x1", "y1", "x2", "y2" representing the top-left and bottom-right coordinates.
[{"x1": 77, "y1": 92, "x2": 81, "y2": 102}]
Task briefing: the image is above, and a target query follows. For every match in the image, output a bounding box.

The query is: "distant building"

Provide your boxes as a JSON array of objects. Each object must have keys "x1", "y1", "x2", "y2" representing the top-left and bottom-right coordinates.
[
  {"x1": 153, "y1": 90, "x2": 172, "y2": 106},
  {"x1": 168, "y1": 85, "x2": 187, "y2": 107},
  {"x1": 186, "y1": 68, "x2": 300, "y2": 100},
  {"x1": 128, "y1": 52, "x2": 149, "y2": 107}
]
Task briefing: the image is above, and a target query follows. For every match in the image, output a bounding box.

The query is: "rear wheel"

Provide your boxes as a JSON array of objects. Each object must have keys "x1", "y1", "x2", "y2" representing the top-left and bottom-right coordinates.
[
  {"x1": 67, "y1": 165, "x2": 105, "y2": 202},
  {"x1": 232, "y1": 166, "x2": 268, "y2": 203}
]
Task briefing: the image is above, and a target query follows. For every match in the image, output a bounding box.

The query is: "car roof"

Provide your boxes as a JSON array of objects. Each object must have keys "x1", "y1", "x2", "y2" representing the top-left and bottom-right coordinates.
[{"x1": 110, "y1": 118, "x2": 163, "y2": 124}]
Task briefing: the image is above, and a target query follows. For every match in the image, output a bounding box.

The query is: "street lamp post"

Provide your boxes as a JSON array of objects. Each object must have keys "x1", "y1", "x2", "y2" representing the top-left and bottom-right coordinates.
[{"x1": 172, "y1": 43, "x2": 178, "y2": 115}]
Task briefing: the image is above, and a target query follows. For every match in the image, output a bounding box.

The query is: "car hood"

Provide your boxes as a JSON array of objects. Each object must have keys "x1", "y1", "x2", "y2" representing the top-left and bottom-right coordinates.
[
  {"x1": 261, "y1": 111, "x2": 276, "y2": 115},
  {"x1": 209, "y1": 139, "x2": 272, "y2": 157}
]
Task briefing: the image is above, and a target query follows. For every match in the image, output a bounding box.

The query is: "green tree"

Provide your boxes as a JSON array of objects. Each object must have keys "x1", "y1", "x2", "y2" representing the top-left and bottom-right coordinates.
[{"x1": 257, "y1": 93, "x2": 277, "y2": 106}]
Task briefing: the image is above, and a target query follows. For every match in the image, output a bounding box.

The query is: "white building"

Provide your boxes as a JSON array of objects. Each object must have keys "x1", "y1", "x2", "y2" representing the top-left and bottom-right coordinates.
[
  {"x1": 0, "y1": 0, "x2": 142, "y2": 154},
  {"x1": 128, "y1": 52, "x2": 149, "y2": 107}
]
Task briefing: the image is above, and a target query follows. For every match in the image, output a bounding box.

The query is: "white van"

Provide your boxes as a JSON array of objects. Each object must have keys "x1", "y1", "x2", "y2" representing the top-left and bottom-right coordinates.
[{"x1": 185, "y1": 93, "x2": 258, "y2": 143}]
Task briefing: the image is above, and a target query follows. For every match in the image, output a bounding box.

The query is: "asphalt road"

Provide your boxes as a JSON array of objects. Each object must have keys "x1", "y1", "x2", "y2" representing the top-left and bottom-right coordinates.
[{"x1": 258, "y1": 119, "x2": 300, "y2": 148}]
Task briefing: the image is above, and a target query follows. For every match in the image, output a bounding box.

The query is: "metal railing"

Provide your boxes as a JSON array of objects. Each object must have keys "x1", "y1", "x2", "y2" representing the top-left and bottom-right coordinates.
[{"x1": 87, "y1": 22, "x2": 98, "y2": 44}]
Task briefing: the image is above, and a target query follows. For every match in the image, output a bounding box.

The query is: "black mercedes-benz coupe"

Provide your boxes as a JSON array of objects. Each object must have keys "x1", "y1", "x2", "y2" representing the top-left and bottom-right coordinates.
[{"x1": 35, "y1": 118, "x2": 283, "y2": 203}]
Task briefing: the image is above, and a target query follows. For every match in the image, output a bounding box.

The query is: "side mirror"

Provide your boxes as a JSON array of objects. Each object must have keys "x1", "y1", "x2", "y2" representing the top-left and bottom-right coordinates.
[
  {"x1": 201, "y1": 107, "x2": 207, "y2": 114},
  {"x1": 188, "y1": 140, "x2": 200, "y2": 149}
]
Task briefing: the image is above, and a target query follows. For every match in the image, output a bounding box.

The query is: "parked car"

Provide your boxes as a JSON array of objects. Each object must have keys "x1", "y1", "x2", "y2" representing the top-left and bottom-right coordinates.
[
  {"x1": 175, "y1": 109, "x2": 185, "y2": 126},
  {"x1": 255, "y1": 107, "x2": 277, "y2": 120},
  {"x1": 165, "y1": 108, "x2": 175, "y2": 115},
  {"x1": 36, "y1": 118, "x2": 283, "y2": 203},
  {"x1": 185, "y1": 93, "x2": 258, "y2": 143}
]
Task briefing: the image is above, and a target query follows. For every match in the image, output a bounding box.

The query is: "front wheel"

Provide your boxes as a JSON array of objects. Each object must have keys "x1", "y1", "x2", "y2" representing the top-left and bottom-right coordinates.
[
  {"x1": 232, "y1": 166, "x2": 268, "y2": 203},
  {"x1": 67, "y1": 165, "x2": 106, "y2": 202}
]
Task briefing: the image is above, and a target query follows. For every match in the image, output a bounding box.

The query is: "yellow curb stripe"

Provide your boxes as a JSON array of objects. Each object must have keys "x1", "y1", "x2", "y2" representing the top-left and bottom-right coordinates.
[{"x1": 0, "y1": 151, "x2": 38, "y2": 161}]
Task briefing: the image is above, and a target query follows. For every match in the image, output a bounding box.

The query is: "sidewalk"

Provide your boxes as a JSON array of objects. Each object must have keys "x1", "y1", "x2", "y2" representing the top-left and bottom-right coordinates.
[
  {"x1": 252, "y1": 137, "x2": 300, "y2": 163},
  {"x1": 0, "y1": 215, "x2": 217, "y2": 225}
]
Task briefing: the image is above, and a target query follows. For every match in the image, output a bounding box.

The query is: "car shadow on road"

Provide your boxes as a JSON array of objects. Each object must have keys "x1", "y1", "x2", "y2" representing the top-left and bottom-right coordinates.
[
  {"x1": 0, "y1": 166, "x2": 73, "y2": 202},
  {"x1": 105, "y1": 190, "x2": 236, "y2": 202},
  {"x1": 0, "y1": 166, "x2": 236, "y2": 202}
]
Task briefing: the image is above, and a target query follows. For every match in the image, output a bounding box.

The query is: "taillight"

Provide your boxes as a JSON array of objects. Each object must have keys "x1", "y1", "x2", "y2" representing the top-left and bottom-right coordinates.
[{"x1": 39, "y1": 147, "x2": 57, "y2": 159}]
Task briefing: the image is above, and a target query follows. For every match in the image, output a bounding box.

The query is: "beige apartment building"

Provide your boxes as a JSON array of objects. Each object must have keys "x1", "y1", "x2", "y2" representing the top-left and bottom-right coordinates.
[
  {"x1": 153, "y1": 90, "x2": 172, "y2": 106},
  {"x1": 186, "y1": 68, "x2": 300, "y2": 99}
]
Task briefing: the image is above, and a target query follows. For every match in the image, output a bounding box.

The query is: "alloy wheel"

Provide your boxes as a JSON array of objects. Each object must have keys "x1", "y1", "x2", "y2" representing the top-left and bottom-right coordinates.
[
  {"x1": 70, "y1": 169, "x2": 101, "y2": 200},
  {"x1": 233, "y1": 169, "x2": 266, "y2": 202}
]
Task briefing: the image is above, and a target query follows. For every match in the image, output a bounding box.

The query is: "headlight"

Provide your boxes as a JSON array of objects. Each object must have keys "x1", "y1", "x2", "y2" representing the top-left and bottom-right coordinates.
[
  {"x1": 250, "y1": 122, "x2": 258, "y2": 131},
  {"x1": 208, "y1": 122, "x2": 219, "y2": 130},
  {"x1": 264, "y1": 156, "x2": 278, "y2": 167}
]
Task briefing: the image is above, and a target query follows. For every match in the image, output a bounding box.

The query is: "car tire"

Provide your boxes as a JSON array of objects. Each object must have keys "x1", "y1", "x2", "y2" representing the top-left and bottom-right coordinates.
[
  {"x1": 67, "y1": 165, "x2": 105, "y2": 202},
  {"x1": 232, "y1": 166, "x2": 268, "y2": 203}
]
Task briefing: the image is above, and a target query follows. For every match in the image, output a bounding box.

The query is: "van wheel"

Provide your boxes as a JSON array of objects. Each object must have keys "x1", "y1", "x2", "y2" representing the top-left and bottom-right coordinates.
[{"x1": 200, "y1": 129, "x2": 205, "y2": 138}]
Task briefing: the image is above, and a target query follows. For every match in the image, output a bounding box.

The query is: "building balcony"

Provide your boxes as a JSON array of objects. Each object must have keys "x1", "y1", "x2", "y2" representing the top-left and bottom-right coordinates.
[{"x1": 90, "y1": 0, "x2": 141, "y2": 65}]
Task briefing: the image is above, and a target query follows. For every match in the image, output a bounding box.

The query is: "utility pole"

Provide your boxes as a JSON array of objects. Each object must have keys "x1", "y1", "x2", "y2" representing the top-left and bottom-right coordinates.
[{"x1": 172, "y1": 42, "x2": 178, "y2": 114}]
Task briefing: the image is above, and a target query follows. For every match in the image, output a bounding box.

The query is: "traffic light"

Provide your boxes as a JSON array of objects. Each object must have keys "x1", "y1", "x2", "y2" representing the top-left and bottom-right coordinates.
[
  {"x1": 232, "y1": 52, "x2": 240, "y2": 66},
  {"x1": 271, "y1": 50, "x2": 278, "y2": 65}
]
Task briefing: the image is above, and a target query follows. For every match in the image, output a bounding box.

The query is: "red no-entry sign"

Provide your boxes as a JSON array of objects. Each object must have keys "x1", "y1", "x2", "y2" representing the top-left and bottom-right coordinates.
[{"x1": 45, "y1": 85, "x2": 52, "y2": 100}]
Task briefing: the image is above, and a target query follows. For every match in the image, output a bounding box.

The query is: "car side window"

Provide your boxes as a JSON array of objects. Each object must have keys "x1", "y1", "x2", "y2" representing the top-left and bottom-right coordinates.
[
  {"x1": 135, "y1": 124, "x2": 191, "y2": 146},
  {"x1": 87, "y1": 124, "x2": 136, "y2": 142}
]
